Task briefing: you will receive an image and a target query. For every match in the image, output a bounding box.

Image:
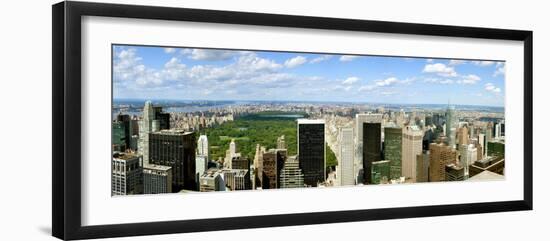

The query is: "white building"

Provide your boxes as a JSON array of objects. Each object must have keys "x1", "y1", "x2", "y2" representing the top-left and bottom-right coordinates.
[
  {"x1": 402, "y1": 125, "x2": 423, "y2": 182},
  {"x1": 338, "y1": 127, "x2": 355, "y2": 186},
  {"x1": 197, "y1": 134, "x2": 209, "y2": 160},
  {"x1": 195, "y1": 155, "x2": 208, "y2": 176},
  {"x1": 138, "y1": 101, "x2": 155, "y2": 165}
]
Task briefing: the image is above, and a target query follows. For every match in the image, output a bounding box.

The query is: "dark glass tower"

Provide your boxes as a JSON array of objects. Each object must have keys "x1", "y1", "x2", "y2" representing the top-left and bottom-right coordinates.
[
  {"x1": 149, "y1": 130, "x2": 197, "y2": 192},
  {"x1": 363, "y1": 122, "x2": 381, "y2": 184},
  {"x1": 153, "y1": 106, "x2": 170, "y2": 130},
  {"x1": 298, "y1": 120, "x2": 325, "y2": 187}
]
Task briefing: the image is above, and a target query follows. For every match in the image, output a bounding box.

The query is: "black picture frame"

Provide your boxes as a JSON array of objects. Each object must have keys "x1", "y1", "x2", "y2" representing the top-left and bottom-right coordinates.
[{"x1": 52, "y1": 1, "x2": 533, "y2": 240}]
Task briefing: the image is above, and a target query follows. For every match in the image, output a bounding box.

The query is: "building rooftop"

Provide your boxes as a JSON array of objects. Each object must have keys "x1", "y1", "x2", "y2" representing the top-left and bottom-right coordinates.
[
  {"x1": 143, "y1": 164, "x2": 172, "y2": 171},
  {"x1": 467, "y1": 170, "x2": 504, "y2": 181},
  {"x1": 112, "y1": 152, "x2": 141, "y2": 161},
  {"x1": 152, "y1": 129, "x2": 194, "y2": 135},
  {"x1": 297, "y1": 119, "x2": 325, "y2": 124}
]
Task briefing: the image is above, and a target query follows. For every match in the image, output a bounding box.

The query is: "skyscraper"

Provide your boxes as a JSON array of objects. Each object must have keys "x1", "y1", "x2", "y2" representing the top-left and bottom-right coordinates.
[
  {"x1": 152, "y1": 106, "x2": 170, "y2": 130},
  {"x1": 445, "y1": 104, "x2": 455, "y2": 140},
  {"x1": 279, "y1": 155, "x2": 305, "y2": 188},
  {"x1": 112, "y1": 152, "x2": 143, "y2": 195},
  {"x1": 138, "y1": 101, "x2": 155, "y2": 165},
  {"x1": 459, "y1": 144, "x2": 470, "y2": 179},
  {"x1": 355, "y1": 113, "x2": 383, "y2": 183},
  {"x1": 195, "y1": 155, "x2": 208, "y2": 176},
  {"x1": 363, "y1": 122, "x2": 381, "y2": 184},
  {"x1": 262, "y1": 149, "x2": 286, "y2": 189},
  {"x1": 277, "y1": 135, "x2": 287, "y2": 149},
  {"x1": 384, "y1": 127, "x2": 402, "y2": 180},
  {"x1": 253, "y1": 144, "x2": 266, "y2": 189},
  {"x1": 371, "y1": 160, "x2": 390, "y2": 184},
  {"x1": 197, "y1": 134, "x2": 209, "y2": 160},
  {"x1": 297, "y1": 119, "x2": 325, "y2": 187},
  {"x1": 112, "y1": 121, "x2": 127, "y2": 152},
  {"x1": 429, "y1": 143, "x2": 457, "y2": 182},
  {"x1": 402, "y1": 125, "x2": 423, "y2": 182},
  {"x1": 149, "y1": 129, "x2": 197, "y2": 191},
  {"x1": 416, "y1": 153, "x2": 429, "y2": 182},
  {"x1": 143, "y1": 164, "x2": 172, "y2": 194},
  {"x1": 338, "y1": 127, "x2": 355, "y2": 186},
  {"x1": 458, "y1": 126, "x2": 469, "y2": 146},
  {"x1": 478, "y1": 133, "x2": 487, "y2": 158}
]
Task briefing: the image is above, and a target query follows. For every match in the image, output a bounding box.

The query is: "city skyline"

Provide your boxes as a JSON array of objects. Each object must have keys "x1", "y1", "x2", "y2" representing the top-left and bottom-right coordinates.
[{"x1": 113, "y1": 45, "x2": 506, "y2": 107}]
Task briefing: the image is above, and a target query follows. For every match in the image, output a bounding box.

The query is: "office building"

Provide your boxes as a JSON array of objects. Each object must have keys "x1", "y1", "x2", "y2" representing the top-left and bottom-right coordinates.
[
  {"x1": 143, "y1": 164, "x2": 172, "y2": 194},
  {"x1": 279, "y1": 155, "x2": 305, "y2": 188},
  {"x1": 338, "y1": 127, "x2": 355, "y2": 186},
  {"x1": 416, "y1": 152, "x2": 429, "y2": 182},
  {"x1": 429, "y1": 143, "x2": 457, "y2": 182},
  {"x1": 195, "y1": 155, "x2": 208, "y2": 176},
  {"x1": 487, "y1": 141, "x2": 505, "y2": 157},
  {"x1": 262, "y1": 149, "x2": 286, "y2": 189},
  {"x1": 402, "y1": 125, "x2": 423, "y2": 182},
  {"x1": 112, "y1": 152, "x2": 143, "y2": 195},
  {"x1": 197, "y1": 134, "x2": 209, "y2": 160},
  {"x1": 363, "y1": 122, "x2": 382, "y2": 184},
  {"x1": 371, "y1": 160, "x2": 390, "y2": 184},
  {"x1": 149, "y1": 129, "x2": 197, "y2": 191},
  {"x1": 445, "y1": 105, "x2": 455, "y2": 140},
  {"x1": 277, "y1": 135, "x2": 287, "y2": 149},
  {"x1": 384, "y1": 127, "x2": 402, "y2": 180},
  {"x1": 297, "y1": 119, "x2": 325, "y2": 187},
  {"x1": 458, "y1": 126, "x2": 469, "y2": 146},
  {"x1": 112, "y1": 121, "x2": 127, "y2": 152},
  {"x1": 138, "y1": 101, "x2": 155, "y2": 164},
  {"x1": 445, "y1": 163, "x2": 466, "y2": 181},
  {"x1": 231, "y1": 156, "x2": 250, "y2": 171},
  {"x1": 199, "y1": 168, "x2": 225, "y2": 192},
  {"x1": 152, "y1": 106, "x2": 170, "y2": 130},
  {"x1": 355, "y1": 113, "x2": 383, "y2": 183}
]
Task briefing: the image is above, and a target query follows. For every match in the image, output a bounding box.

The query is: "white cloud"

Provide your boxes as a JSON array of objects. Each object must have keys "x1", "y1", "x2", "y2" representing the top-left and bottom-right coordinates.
[
  {"x1": 449, "y1": 60, "x2": 466, "y2": 65},
  {"x1": 359, "y1": 77, "x2": 408, "y2": 91},
  {"x1": 310, "y1": 55, "x2": 332, "y2": 64},
  {"x1": 493, "y1": 66, "x2": 505, "y2": 77},
  {"x1": 375, "y1": 77, "x2": 399, "y2": 87},
  {"x1": 423, "y1": 77, "x2": 454, "y2": 84},
  {"x1": 485, "y1": 83, "x2": 502, "y2": 93},
  {"x1": 183, "y1": 49, "x2": 237, "y2": 61},
  {"x1": 439, "y1": 79, "x2": 454, "y2": 84},
  {"x1": 380, "y1": 91, "x2": 397, "y2": 96},
  {"x1": 472, "y1": 60, "x2": 495, "y2": 66},
  {"x1": 456, "y1": 74, "x2": 481, "y2": 85},
  {"x1": 426, "y1": 59, "x2": 434, "y2": 63},
  {"x1": 164, "y1": 48, "x2": 176, "y2": 54},
  {"x1": 342, "y1": 76, "x2": 359, "y2": 85},
  {"x1": 423, "y1": 63, "x2": 457, "y2": 77},
  {"x1": 339, "y1": 55, "x2": 360, "y2": 62},
  {"x1": 284, "y1": 56, "x2": 307, "y2": 68}
]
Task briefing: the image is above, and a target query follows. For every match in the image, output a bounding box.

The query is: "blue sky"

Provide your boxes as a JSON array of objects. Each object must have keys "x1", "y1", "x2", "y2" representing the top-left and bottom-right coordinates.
[{"x1": 113, "y1": 45, "x2": 505, "y2": 106}]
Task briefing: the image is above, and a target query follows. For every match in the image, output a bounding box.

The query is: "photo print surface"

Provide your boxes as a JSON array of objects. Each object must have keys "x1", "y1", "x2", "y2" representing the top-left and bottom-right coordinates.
[{"x1": 111, "y1": 44, "x2": 506, "y2": 196}]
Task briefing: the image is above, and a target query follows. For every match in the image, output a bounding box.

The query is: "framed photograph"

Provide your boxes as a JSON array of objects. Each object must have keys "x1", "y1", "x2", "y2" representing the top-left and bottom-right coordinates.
[{"x1": 52, "y1": 1, "x2": 533, "y2": 240}]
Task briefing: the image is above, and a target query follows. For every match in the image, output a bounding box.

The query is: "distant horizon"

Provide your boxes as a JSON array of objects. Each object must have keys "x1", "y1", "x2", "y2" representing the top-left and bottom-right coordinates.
[
  {"x1": 113, "y1": 45, "x2": 506, "y2": 107},
  {"x1": 113, "y1": 98, "x2": 505, "y2": 108}
]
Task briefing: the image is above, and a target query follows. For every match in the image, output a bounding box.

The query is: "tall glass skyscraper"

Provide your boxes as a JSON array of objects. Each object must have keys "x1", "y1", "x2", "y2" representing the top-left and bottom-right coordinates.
[
  {"x1": 384, "y1": 127, "x2": 402, "y2": 180},
  {"x1": 149, "y1": 130, "x2": 197, "y2": 191},
  {"x1": 297, "y1": 119, "x2": 325, "y2": 187},
  {"x1": 363, "y1": 122, "x2": 381, "y2": 184}
]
